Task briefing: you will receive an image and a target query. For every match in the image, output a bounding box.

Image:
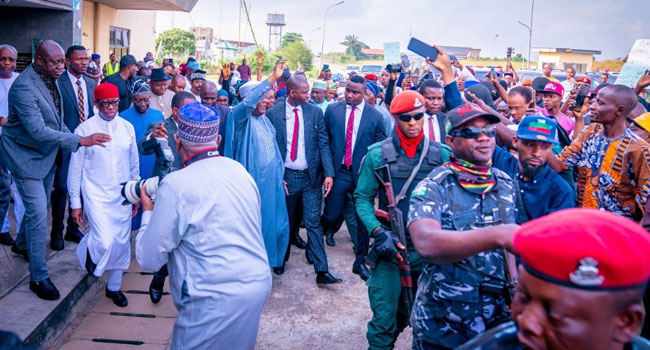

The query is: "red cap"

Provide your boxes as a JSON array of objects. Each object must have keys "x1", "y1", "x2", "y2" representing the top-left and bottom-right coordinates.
[
  {"x1": 543, "y1": 81, "x2": 564, "y2": 96},
  {"x1": 576, "y1": 76, "x2": 592, "y2": 84},
  {"x1": 514, "y1": 209, "x2": 650, "y2": 290},
  {"x1": 94, "y1": 83, "x2": 119, "y2": 101},
  {"x1": 522, "y1": 79, "x2": 533, "y2": 87},
  {"x1": 389, "y1": 90, "x2": 425, "y2": 115},
  {"x1": 364, "y1": 73, "x2": 378, "y2": 81}
]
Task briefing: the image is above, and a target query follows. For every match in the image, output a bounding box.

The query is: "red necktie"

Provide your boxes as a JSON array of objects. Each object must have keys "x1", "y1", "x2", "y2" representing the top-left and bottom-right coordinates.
[
  {"x1": 344, "y1": 106, "x2": 356, "y2": 167},
  {"x1": 290, "y1": 108, "x2": 299, "y2": 161},
  {"x1": 428, "y1": 116, "x2": 435, "y2": 142}
]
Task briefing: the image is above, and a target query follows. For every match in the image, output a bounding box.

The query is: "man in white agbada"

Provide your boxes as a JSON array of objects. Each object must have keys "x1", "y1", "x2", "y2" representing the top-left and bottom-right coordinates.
[
  {"x1": 135, "y1": 101, "x2": 271, "y2": 350},
  {"x1": 68, "y1": 82, "x2": 140, "y2": 307}
]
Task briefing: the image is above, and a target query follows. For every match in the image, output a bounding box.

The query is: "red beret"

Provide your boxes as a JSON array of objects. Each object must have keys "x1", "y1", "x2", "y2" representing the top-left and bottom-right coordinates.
[
  {"x1": 576, "y1": 76, "x2": 592, "y2": 84},
  {"x1": 389, "y1": 90, "x2": 425, "y2": 115},
  {"x1": 94, "y1": 82, "x2": 119, "y2": 101},
  {"x1": 364, "y1": 73, "x2": 378, "y2": 81},
  {"x1": 514, "y1": 209, "x2": 650, "y2": 290}
]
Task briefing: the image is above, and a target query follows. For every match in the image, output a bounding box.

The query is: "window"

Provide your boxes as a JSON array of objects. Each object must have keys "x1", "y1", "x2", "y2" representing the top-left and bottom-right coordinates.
[
  {"x1": 109, "y1": 26, "x2": 130, "y2": 59},
  {"x1": 563, "y1": 63, "x2": 587, "y2": 73}
]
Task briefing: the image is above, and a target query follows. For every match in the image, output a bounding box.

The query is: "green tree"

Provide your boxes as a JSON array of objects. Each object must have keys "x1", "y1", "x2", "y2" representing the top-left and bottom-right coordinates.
[
  {"x1": 340, "y1": 34, "x2": 369, "y2": 60},
  {"x1": 245, "y1": 49, "x2": 282, "y2": 76},
  {"x1": 281, "y1": 32, "x2": 304, "y2": 48},
  {"x1": 155, "y1": 28, "x2": 196, "y2": 57},
  {"x1": 281, "y1": 40, "x2": 314, "y2": 72}
]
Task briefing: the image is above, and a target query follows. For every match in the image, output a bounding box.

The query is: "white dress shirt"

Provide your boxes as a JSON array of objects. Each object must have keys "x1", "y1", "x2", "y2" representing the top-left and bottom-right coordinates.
[
  {"x1": 0, "y1": 72, "x2": 19, "y2": 134},
  {"x1": 343, "y1": 100, "x2": 365, "y2": 163},
  {"x1": 67, "y1": 70, "x2": 91, "y2": 120},
  {"x1": 423, "y1": 113, "x2": 442, "y2": 143},
  {"x1": 284, "y1": 102, "x2": 308, "y2": 170}
]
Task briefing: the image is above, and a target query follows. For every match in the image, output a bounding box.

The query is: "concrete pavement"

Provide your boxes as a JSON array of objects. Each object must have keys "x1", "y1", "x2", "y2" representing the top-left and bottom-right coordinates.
[{"x1": 55, "y1": 228, "x2": 413, "y2": 350}]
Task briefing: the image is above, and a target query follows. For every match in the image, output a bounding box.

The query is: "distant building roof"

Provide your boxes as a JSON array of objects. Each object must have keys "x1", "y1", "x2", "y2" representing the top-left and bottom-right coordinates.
[
  {"x1": 224, "y1": 40, "x2": 256, "y2": 48},
  {"x1": 361, "y1": 48, "x2": 384, "y2": 55},
  {"x1": 438, "y1": 46, "x2": 473, "y2": 56},
  {"x1": 215, "y1": 41, "x2": 238, "y2": 51},
  {"x1": 533, "y1": 47, "x2": 602, "y2": 55}
]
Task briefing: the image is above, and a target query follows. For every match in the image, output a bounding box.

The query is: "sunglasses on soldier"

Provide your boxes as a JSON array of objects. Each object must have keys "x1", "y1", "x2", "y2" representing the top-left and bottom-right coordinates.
[
  {"x1": 451, "y1": 125, "x2": 497, "y2": 139},
  {"x1": 397, "y1": 112, "x2": 425, "y2": 122}
]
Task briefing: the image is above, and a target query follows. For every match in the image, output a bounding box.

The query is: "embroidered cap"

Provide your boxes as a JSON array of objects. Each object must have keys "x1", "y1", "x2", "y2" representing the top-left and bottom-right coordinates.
[
  {"x1": 516, "y1": 115, "x2": 559, "y2": 144},
  {"x1": 389, "y1": 90, "x2": 426, "y2": 115},
  {"x1": 513, "y1": 208, "x2": 650, "y2": 290},
  {"x1": 177, "y1": 102, "x2": 220, "y2": 143}
]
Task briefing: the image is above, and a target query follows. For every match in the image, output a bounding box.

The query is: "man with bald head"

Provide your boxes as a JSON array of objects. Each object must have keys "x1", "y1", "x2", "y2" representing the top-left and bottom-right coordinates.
[
  {"x1": 549, "y1": 84, "x2": 650, "y2": 221},
  {"x1": 200, "y1": 81, "x2": 230, "y2": 155},
  {"x1": 1, "y1": 40, "x2": 110, "y2": 300},
  {"x1": 267, "y1": 74, "x2": 339, "y2": 284},
  {"x1": 169, "y1": 74, "x2": 186, "y2": 93}
]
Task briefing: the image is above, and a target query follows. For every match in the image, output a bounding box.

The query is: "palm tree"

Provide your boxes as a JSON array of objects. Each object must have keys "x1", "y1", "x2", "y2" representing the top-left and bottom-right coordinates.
[{"x1": 340, "y1": 34, "x2": 368, "y2": 60}]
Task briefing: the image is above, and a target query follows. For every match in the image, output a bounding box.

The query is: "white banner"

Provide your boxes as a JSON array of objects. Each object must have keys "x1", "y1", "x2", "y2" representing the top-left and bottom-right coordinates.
[{"x1": 616, "y1": 39, "x2": 650, "y2": 88}]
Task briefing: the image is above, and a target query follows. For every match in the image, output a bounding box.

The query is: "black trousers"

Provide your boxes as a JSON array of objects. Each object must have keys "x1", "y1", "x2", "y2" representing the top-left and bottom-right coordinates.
[
  {"x1": 51, "y1": 151, "x2": 79, "y2": 235},
  {"x1": 321, "y1": 167, "x2": 369, "y2": 266},
  {"x1": 283, "y1": 168, "x2": 329, "y2": 272}
]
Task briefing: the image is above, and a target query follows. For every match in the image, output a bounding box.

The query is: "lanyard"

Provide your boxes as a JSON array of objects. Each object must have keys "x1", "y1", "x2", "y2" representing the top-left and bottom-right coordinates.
[{"x1": 180, "y1": 147, "x2": 220, "y2": 169}]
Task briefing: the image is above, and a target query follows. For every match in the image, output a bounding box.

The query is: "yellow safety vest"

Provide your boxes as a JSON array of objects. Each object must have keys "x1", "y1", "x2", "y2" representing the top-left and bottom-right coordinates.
[{"x1": 104, "y1": 62, "x2": 118, "y2": 76}]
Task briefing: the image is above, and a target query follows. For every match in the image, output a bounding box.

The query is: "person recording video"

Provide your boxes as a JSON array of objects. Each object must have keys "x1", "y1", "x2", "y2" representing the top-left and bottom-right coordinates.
[
  {"x1": 135, "y1": 102, "x2": 271, "y2": 349},
  {"x1": 138, "y1": 90, "x2": 196, "y2": 303}
]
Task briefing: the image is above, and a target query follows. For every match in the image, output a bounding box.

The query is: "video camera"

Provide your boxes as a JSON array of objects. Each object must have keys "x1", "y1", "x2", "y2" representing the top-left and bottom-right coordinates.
[{"x1": 120, "y1": 137, "x2": 177, "y2": 205}]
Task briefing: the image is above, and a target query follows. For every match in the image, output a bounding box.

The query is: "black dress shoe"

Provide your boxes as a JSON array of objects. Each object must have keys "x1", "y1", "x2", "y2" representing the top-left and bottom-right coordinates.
[
  {"x1": 85, "y1": 249, "x2": 97, "y2": 275},
  {"x1": 105, "y1": 288, "x2": 128, "y2": 307},
  {"x1": 64, "y1": 228, "x2": 84, "y2": 244},
  {"x1": 272, "y1": 266, "x2": 285, "y2": 275},
  {"x1": 352, "y1": 263, "x2": 370, "y2": 281},
  {"x1": 316, "y1": 272, "x2": 343, "y2": 286},
  {"x1": 291, "y1": 235, "x2": 308, "y2": 249},
  {"x1": 11, "y1": 244, "x2": 29, "y2": 262},
  {"x1": 149, "y1": 273, "x2": 165, "y2": 304},
  {"x1": 325, "y1": 232, "x2": 336, "y2": 247},
  {"x1": 50, "y1": 231, "x2": 64, "y2": 251},
  {"x1": 0, "y1": 232, "x2": 14, "y2": 246},
  {"x1": 305, "y1": 249, "x2": 314, "y2": 265},
  {"x1": 29, "y1": 278, "x2": 60, "y2": 300}
]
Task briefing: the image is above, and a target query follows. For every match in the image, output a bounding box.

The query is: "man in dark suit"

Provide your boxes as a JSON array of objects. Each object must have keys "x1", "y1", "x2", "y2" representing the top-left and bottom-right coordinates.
[
  {"x1": 267, "y1": 75, "x2": 341, "y2": 285},
  {"x1": 50, "y1": 45, "x2": 96, "y2": 250},
  {"x1": 418, "y1": 79, "x2": 448, "y2": 143},
  {"x1": 322, "y1": 75, "x2": 387, "y2": 281},
  {"x1": 140, "y1": 90, "x2": 196, "y2": 304},
  {"x1": 198, "y1": 81, "x2": 230, "y2": 156},
  {"x1": 1, "y1": 40, "x2": 109, "y2": 300}
]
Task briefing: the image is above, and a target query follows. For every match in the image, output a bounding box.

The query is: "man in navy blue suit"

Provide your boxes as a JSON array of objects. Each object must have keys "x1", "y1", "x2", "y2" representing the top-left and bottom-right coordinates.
[
  {"x1": 267, "y1": 75, "x2": 342, "y2": 285},
  {"x1": 322, "y1": 75, "x2": 386, "y2": 281}
]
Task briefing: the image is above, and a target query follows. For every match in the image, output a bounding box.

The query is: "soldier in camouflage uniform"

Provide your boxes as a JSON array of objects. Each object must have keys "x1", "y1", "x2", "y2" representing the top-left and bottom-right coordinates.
[
  {"x1": 407, "y1": 104, "x2": 519, "y2": 350},
  {"x1": 456, "y1": 209, "x2": 650, "y2": 350},
  {"x1": 354, "y1": 90, "x2": 451, "y2": 350}
]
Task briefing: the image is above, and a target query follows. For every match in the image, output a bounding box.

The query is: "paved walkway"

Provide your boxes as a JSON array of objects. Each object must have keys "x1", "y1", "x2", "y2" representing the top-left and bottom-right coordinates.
[{"x1": 55, "y1": 229, "x2": 413, "y2": 350}]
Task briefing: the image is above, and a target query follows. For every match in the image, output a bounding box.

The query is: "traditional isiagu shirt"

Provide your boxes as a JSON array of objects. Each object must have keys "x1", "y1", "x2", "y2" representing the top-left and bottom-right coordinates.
[
  {"x1": 557, "y1": 123, "x2": 650, "y2": 219},
  {"x1": 68, "y1": 114, "x2": 140, "y2": 275}
]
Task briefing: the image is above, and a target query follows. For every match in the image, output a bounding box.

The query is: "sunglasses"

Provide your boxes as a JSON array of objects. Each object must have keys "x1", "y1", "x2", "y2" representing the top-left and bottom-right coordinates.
[
  {"x1": 451, "y1": 125, "x2": 497, "y2": 139},
  {"x1": 98, "y1": 100, "x2": 120, "y2": 108},
  {"x1": 397, "y1": 112, "x2": 425, "y2": 122}
]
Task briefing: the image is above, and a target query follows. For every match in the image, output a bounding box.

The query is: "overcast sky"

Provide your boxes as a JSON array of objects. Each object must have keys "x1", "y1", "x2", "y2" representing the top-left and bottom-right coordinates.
[{"x1": 155, "y1": 0, "x2": 650, "y2": 60}]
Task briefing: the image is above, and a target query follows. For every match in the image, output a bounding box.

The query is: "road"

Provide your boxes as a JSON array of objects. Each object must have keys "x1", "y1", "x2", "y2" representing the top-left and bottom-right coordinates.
[{"x1": 55, "y1": 228, "x2": 412, "y2": 350}]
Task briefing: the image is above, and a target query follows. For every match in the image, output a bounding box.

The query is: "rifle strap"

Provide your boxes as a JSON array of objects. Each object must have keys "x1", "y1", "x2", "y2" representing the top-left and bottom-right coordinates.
[{"x1": 394, "y1": 135, "x2": 430, "y2": 203}]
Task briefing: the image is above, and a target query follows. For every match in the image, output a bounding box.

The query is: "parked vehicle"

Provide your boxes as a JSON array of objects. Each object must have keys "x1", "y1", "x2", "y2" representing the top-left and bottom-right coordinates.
[
  {"x1": 344, "y1": 65, "x2": 360, "y2": 76},
  {"x1": 360, "y1": 64, "x2": 383, "y2": 76}
]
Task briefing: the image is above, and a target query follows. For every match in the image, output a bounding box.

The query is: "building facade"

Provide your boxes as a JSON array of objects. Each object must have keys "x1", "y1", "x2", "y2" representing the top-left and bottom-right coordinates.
[{"x1": 533, "y1": 48, "x2": 602, "y2": 73}]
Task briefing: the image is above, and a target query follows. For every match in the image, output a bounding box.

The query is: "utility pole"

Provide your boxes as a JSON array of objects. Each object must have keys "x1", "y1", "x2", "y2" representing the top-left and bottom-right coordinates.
[{"x1": 320, "y1": 1, "x2": 344, "y2": 67}]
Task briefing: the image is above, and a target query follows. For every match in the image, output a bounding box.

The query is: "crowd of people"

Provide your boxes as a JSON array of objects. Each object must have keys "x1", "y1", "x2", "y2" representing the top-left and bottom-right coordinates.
[{"x1": 1, "y1": 38, "x2": 650, "y2": 350}]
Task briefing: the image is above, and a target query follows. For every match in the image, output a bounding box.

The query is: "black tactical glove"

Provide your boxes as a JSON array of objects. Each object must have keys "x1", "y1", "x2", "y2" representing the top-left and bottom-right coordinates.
[{"x1": 373, "y1": 227, "x2": 401, "y2": 257}]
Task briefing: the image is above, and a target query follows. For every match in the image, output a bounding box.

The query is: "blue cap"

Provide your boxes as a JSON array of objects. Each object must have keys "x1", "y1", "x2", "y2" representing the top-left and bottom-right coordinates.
[
  {"x1": 464, "y1": 80, "x2": 480, "y2": 88},
  {"x1": 188, "y1": 61, "x2": 200, "y2": 70},
  {"x1": 177, "y1": 102, "x2": 220, "y2": 143},
  {"x1": 91, "y1": 53, "x2": 100, "y2": 60},
  {"x1": 366, "y1": 81, "x2": 380, "y2": 97},
  {"x1": 517, "y1": 115, "x2": 559, "y2": 144},
  {"x1": 217, "y1": 89, "x2": 229, "y2": 97}
]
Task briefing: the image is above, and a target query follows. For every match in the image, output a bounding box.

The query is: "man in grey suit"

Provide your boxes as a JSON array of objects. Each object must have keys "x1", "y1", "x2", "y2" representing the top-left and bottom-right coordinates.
[
  {"x1": 1, "y1": 40, "x2": 109, "y2": 300},
  {"x1": 139, "y1": 90, "x2": 196, "y2": 303},
  {"x1": 267, "y1": 75, "x2": 342, "y2": 285},
  {"x1": 50, "y1": 45, "x2": 96, "y2": 251}
]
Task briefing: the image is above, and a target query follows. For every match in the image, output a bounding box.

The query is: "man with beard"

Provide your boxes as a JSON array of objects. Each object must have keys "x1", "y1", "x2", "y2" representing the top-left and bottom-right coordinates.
[
  {"x1": 457, "y1": 209, "x2": 650, "y2": 350},
  {"x1": 148, "y1": 68, "x2": 173, "y2": 119},
  {"x1": 69, "y1": 82, "x2": 140, "y2": 307},
  {"x1": 492, "y1": 115, "x2": 574, "y2": 224}
]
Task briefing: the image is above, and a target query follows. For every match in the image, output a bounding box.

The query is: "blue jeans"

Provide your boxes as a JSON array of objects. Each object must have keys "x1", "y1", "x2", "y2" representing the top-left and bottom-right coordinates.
[{"x1": 13, "y1": 165, "x2": 56, "y2": 282}]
